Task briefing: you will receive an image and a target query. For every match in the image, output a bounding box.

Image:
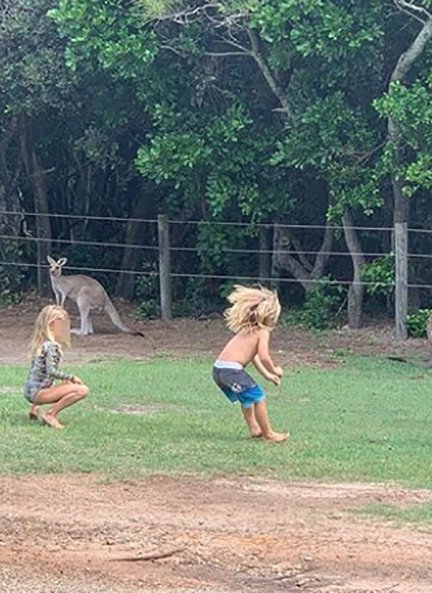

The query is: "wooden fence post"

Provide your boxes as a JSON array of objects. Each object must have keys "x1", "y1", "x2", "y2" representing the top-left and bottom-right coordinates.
[
  {"x1": 395, "y1": 222, "x2": 408, "y2": 341},
  {"x1": 259, "y1": 225, "x2": 271, "y2": 282},
  {"x1": 158, "y1": 214, "x2": 172, "y2": 320}
]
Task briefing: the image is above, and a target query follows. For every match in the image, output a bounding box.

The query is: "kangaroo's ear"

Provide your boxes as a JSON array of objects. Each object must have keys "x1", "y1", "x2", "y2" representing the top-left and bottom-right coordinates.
[
  {"x1": 47, "y1": 255, "x2": 55, "y2": 265},
  {"x1": 58, "y1": 257, "x2": 68, "y2": 266}
]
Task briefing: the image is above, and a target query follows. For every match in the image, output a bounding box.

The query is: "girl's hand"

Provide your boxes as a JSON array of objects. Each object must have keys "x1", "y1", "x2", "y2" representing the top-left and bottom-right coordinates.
[
  {"x1": 274, "y1": 366, "x2": 283, "y2": 378},
  {"x1": 72, "y1": 376, "x2": 83, "y2": 385}
]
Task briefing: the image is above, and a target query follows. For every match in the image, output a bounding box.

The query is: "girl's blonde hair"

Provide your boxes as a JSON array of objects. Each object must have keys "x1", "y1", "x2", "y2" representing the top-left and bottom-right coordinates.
[
  {"x1": 29, "y1": 305, "x2": 71, "y2": 356},
  {"x1": 224, "y1": 284, "x2": 281, "y2": 333}
]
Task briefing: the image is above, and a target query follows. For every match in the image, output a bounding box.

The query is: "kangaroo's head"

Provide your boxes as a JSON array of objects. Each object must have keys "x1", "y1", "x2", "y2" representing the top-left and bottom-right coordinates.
[{"x1": 47, "y1": 256, "x2": 67, "y2": 278}]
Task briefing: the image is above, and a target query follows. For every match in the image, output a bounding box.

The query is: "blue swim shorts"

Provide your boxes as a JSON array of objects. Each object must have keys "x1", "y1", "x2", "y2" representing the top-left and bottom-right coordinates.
[{"x1": 212, "y1": 361, "x2": 265, "y2": 408}]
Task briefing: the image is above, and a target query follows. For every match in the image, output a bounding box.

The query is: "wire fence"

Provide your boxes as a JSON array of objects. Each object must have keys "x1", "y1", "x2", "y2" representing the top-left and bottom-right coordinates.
[
  {"x1": 5, "y1": 208, "x2": 432, "y2": 233},
  {"x1": 1, "y1": 211, "x2": 431, "y2": 292}
]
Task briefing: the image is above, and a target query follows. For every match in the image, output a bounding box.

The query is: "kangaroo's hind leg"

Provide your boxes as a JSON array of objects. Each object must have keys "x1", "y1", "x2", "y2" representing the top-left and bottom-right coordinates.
[
  {"x1": 72, "y1": 293, "x2": 92, "y2": 335},
  {"x1": 86, "y1": 315, "x2": 94, "y2": 334}
]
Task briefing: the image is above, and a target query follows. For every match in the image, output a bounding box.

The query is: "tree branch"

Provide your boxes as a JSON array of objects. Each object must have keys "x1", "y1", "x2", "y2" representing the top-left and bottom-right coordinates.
[
  {"x1": 204, "y1": 51, "x2": 249, "y2": 57},
  {"x1": 246, "y1": 28, "x2": 294, "y2": 121},
  {"x1": 289, "y1": 233, "x2": 314, "y2": 272},
  {"x1": 273, "y1": 222, "x2": 334, "y2": 291},
  {"x1": 310, "y1": 225, "x2": 335, "y2": 280},
  {"x1": 146, "y1": 3, "x2": 219, "y2": 24},
  {"x1": 393, "y1": 0, "x2": 432, "y2": 22},
  {"x1": 390, "y1": 13, "x2": 432, "y2": 82},
  {"x1": 215, "y1": 34, "x2": 250, "y2": 53}
]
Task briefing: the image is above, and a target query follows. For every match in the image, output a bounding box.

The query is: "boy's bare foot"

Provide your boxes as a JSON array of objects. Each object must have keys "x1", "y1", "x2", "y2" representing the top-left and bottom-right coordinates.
[
  {"x1": 249, "y1": 422, "x2": 263, "y2": 438},
  {"x1": 250, "y1": 430, "x2": 263, "y2": 438},
  {"x1": 29, "y1": 406, "x2": 40, "y2": 421},
  {"x1": 264, "y1": 431, "x2": 288, "y2": 443},
  {"x1": 41, "y1": 413, "x2": 64, "y2": 430}
]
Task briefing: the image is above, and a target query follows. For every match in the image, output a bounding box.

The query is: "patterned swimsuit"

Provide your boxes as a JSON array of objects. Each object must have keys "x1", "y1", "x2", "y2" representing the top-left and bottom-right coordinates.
[{"x1": 24, "y1": 341, "x2": 73, "y2": 403}]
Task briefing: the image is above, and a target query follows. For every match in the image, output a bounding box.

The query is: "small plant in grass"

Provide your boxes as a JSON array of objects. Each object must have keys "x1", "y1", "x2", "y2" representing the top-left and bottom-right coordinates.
[{"x1": 406, "y1": 309, "x2": 432, "y2": 338}]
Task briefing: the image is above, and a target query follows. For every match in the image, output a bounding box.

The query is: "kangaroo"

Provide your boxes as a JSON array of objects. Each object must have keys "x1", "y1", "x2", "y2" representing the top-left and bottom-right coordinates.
[{"x1": 47, "y1": 256, "x2": 144, "y2": 336}]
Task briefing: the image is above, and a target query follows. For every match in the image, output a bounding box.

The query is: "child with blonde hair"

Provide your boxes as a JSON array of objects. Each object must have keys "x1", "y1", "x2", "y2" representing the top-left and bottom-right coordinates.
[
  {"x1": 24, "y1": 305, "x2": 89, "y2": 429},
  {"x1": 212, "y1": 285, "x2": 287, "y2": 443}
]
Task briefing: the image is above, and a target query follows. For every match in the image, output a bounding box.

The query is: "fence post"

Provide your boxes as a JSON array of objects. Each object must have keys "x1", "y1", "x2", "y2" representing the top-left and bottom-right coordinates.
[
  {"x1": 259, "y1": 225, "x2": 271, "y2": 282},
  {"x1": 158, "y1": 214, "x2": 172, "y2": 320},
  {"x1": 395, "y1": 222, "x2": 408, "y2": 341}
]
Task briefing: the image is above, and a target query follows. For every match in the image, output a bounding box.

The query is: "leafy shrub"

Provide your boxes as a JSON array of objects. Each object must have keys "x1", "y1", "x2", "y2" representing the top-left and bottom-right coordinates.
[
  {"x1": 361, "y1": 256, "x2": 395, "y2": 297},
  {"x1": 302, "y1": 276, "x2": 344, "y2": 330},
  {"x1": 135, "y1": 263, "x2": 160, "y2": 318},
  {"x1": 406, "y1": 309, "x2": 432, "y2": 338},
  {"x1": 0, "y1": 263, "x2": 25, "y2": 306}
]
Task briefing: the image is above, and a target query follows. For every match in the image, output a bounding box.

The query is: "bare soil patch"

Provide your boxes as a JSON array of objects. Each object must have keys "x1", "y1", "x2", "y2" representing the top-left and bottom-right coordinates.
[
  {"x1": 0, "y1": 296, "x2": 430, "y2": 367},
  {"x1": 0, "y1": 474, "x2": 432, "y2": 593},
  {"x1": 2, "y1": 299, "x2": 432, "y2": 592}
]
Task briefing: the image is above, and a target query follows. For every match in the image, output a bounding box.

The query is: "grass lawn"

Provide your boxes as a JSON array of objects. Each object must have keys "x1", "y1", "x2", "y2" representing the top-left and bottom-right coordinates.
[{"x1": 1, "y1": 354, "x2": 432, "y2": 490}]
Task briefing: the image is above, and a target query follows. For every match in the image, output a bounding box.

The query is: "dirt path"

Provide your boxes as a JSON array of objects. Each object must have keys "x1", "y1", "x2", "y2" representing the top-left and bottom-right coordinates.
[
  {"x1": 0, "y1": 297, "x2": 430, "y2": 366},
  {"x1": 1, "y1": 475, "x2": 432, "y2": 593}
]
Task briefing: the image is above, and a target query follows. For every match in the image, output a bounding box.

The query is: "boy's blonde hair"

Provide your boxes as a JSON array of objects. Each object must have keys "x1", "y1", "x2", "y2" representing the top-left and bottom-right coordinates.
[
  {"x1": 224, "y1": 284, "x2": 281, "y2": 333},
  {"x1": 29, "y1": 305, "x2": 71, "y2": 356}
]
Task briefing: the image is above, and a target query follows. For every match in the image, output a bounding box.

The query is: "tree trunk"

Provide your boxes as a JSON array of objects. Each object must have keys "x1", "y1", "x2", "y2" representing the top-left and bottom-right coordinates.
[
  {"x1": 342, "y1": 209, "x2": 365, "y2": 329},
  {"x1": 19, "y1": 116, "x2": 52, "y2": 297},
  {"x1": 116, "y1": 193, "x2": 149, "y2": 299},
  {"x1": 0, "y1": 116, "x2": 22, "y2": 236},
  {"x1": 387, "y1": 7, "x2": 432, "y2": 338},
  {"x1": 272, "y1": 222, "x2": 334, "y2": 293}
]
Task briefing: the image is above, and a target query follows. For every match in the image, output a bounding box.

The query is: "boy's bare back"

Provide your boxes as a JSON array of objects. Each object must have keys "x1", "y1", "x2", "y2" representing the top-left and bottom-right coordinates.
[{"x1": 217, "y1": 328, "x2": 269, "y2": 367}]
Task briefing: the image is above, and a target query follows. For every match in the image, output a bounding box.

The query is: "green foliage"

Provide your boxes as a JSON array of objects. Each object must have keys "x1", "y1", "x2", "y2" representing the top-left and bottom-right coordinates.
[
  {"x1": 3, "y1": 0, "x2": 432, "y2": 316},
  {"x1": 136, "y1": 0, "x2": 184, "y2": 19},
  {"x1": 361, "y1": 256, "x2": 395, "y2": 297},
  {"x1": 0, "y1": 0, "x2": 78, "y2": 115},
  {"x1": 302, "y1": 276, "x2": 344, "y2": 330},
  {"x1": 49, "y1": 0, "x2": 158, "y2": 77},
  {"x1": 251, "y1": 0, "x2": 383, "y2": 61},
  {"x1": 375, "y1": 77, "x2": 432, "y2": 196},
  {"x1": 135, "y1": 104, "x2": 276, "y2": 223},
  {"x1": 406, "y1": 309, "x2": 431, "y2": 339}
]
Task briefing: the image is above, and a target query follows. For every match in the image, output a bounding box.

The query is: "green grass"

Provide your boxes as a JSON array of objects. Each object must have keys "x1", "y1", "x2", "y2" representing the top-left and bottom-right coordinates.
[
  {"x1": 358, "y1": 502, "x2": 432, "y2": 526},
  {"x1": 1, "y1": 355, "x2": 432, "y2": 486}
]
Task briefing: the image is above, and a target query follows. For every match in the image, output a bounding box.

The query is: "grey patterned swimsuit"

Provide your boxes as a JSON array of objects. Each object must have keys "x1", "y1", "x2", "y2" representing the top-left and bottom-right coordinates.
[{"x1": 24, "y1": 341, "x2": 74, "y2": 403}]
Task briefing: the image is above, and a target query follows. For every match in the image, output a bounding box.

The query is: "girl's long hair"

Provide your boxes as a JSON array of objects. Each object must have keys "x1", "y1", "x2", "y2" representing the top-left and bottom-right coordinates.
[
  {"x1": 224, "y1": 285, "x2": 281, "y2": 333},
  {"x1": 29, "y1": 305, "x2": 70, "y2": 356}
]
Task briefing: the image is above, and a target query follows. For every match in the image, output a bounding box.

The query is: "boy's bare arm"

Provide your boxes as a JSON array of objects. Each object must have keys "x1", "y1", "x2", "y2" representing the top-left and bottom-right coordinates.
[
  {"x1": 257, "y1": 329, "x2": 280, "y2": 374},
  {"x1": 252, "y1": 355, "x2": 275, "y2": 380}
]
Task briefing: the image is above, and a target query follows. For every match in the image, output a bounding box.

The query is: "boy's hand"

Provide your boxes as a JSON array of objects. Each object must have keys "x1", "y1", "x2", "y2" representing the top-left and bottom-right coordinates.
[
  {"x1": 269, "y1": 374, "x2": 281, "y2": 386},
  {"x1": 274, "y1": 366, "x2": 283, "y2": 378},
  {"x1": 72, "y1": 376, "x2": 83, "y2": 385}
]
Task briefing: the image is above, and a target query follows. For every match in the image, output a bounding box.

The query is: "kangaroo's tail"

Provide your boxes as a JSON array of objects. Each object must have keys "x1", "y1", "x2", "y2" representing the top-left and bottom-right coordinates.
[{"x1": 104, "y1": 296, "x2": 145, "y2": 337}]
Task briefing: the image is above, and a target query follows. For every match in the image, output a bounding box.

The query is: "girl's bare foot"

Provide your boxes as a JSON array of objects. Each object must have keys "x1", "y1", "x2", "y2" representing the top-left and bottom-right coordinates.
[
  {"x1": 41, "y1": 412, "x2": 64, "y2": 430},
  {"x1": 29, "y1": 405, "x2": 40, "y2": 421},
  {"x1": 264, "y1": 431, "x2": 288, "y2": 443}
]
